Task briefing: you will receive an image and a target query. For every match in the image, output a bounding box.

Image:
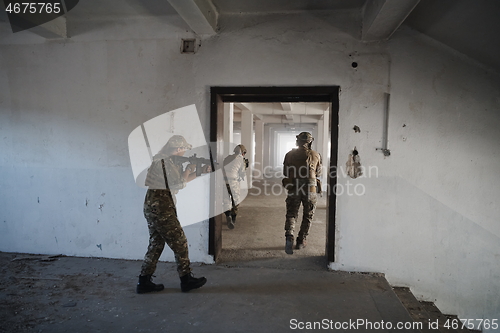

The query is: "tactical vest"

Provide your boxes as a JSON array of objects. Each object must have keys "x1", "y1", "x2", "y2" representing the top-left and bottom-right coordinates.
[{"x1": 283, "y1": 147, "x2": 322, "y2": 179}]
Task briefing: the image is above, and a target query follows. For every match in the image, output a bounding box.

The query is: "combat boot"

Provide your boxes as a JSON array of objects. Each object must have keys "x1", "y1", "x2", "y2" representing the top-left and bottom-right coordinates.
[
  {"x1": 226, "y1": 213, "x2": 234, "y2": 229},
  {"x1": 136, "y1": 275, "x2": 164, "y2": 294},
  {"x1": 180, "y1": 273, "x2": 207, "y2": 292},
  {"x1": 295, "y1": 237, "x2": 307, "y2": 250},
  {"x1": 285, "y1": 235, "x2": 294, "y2": 255}
]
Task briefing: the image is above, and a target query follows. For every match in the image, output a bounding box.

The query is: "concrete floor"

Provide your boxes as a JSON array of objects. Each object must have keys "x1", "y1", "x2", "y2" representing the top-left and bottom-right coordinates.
[
  {"x1": 0, "y1": 253, "x2": 420, "y2": 333},
  {"x1": 219, "y1": 178, "x2": 327, "y2": 265},
  {"x1": 0, "y1": 179, "x2": 421, "y2": 333}
]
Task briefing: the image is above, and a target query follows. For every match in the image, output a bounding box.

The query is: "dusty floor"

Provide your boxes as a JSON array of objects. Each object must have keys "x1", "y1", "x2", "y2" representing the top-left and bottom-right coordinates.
[
  {"x1": 1, "y1": 179, "x2": 420, "y2": 333},
  {"x1": 219, "y1": 178, "x2": 327, "y2": 264},
  {"x1": 0, "y1": 252, "x2": 420, "y2": 333}
]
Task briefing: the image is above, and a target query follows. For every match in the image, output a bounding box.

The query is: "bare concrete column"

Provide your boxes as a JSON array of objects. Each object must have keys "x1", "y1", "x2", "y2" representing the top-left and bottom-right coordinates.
[
  {"x1": 223, "y1": 103, "x2": 234, "y2": 156},
  {"x1": 241, "y1": 111, "x2": 254, "y2": 187},
  {"x1": 321, "y1": 110, "x2": 330, "y2": 187},
  {"x1": 317, "y1": 118, "x2": 325, "y2": 162},
  {"x1": 315, "y1": 118, "x2": 323, "y2": 191},
  {"x1": 254, "y1": 119, "x2": 264, "y2": 179}
]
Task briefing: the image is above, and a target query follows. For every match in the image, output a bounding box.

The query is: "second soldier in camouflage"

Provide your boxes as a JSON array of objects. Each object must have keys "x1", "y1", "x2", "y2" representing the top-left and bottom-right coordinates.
[{"x1": 282, "y1": 132, "x2": 322, "y2": 255}]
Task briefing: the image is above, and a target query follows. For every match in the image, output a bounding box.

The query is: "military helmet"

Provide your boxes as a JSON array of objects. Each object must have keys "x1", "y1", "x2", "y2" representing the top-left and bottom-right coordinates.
[
  {"x1": 165, "y1": 135, "x2": 192, "y2": 150},
  {"x1": 234, "y1": 144, "x2": 247, "y2": 155},
  {"x1": 296, "y1": 132, "x2": 314, "y2": 143}
]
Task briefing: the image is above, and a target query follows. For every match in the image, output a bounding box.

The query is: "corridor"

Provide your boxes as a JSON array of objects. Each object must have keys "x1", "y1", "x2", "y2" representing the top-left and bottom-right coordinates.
[{"x1": 219, "y1": 177, "x2": 328, "y2": 267}]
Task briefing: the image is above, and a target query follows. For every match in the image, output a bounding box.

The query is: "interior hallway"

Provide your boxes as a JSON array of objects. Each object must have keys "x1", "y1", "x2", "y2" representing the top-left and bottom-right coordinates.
[{"x1": 219, "y1": 177, "x2": 328, "y2": 267}]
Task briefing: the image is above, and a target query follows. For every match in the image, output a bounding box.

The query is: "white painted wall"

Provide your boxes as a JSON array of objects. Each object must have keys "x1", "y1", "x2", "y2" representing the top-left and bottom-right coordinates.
[
  {"x1": 0, "y1": 16, "x2": 211, "y2": 263},
  {"x1": 331, "y1": 27, "x2": 500, "y2": 330},
  {"x1": 1, "y1": 9, "x2": 499, "y2": 329}
]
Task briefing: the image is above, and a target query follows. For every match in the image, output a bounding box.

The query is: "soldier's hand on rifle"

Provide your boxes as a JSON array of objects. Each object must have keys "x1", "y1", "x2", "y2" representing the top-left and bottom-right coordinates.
[
  {"x1": 202, "y1": 165, "x2": 211, "y2": 173},
  {"x1": 183, "y1": 164, "x2": 198, "y2": 183},
  {"x1": 186, "y1": 164, "x2": 197, "y2": 173}
]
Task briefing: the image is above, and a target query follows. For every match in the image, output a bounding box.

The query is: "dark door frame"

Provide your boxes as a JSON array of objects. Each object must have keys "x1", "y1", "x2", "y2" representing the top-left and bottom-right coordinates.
[{"x1": 209, "y1": 86, "x2": 340, "y2": 264}]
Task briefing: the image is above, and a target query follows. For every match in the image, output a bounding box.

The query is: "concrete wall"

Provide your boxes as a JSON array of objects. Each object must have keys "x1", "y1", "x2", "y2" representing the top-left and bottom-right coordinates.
[
  {"x1": 0, "y1": 15, "x2": 212, "y2": 263},
  {"x1": 331, "y1": 26, "x2": 500, "y2": 326},
  {"x1": 1, "y1": 9, "x2": 499, "y2": 328}
]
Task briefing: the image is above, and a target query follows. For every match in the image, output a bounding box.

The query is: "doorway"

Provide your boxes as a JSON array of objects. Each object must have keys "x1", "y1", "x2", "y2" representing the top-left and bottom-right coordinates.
[{"x1": 209, "y1": 87, "x2": 339, "y2": 266}]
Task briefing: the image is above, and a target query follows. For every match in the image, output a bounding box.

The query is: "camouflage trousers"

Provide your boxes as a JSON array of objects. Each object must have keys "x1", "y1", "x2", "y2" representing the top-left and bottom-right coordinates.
[
  {"x1": 140, "y1": 189, "x2": 191, "y2": 277},
  {"x1": 223, "y1": 180, "x2": 241, "y2": 216},
  {"x1": 284, "y1": 185, "x2": 317, "y2": 240}
]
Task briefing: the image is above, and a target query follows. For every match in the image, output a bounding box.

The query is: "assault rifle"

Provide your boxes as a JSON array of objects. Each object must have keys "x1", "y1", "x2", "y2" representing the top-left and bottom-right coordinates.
[{"x1": 172, "y1": 154, "x2": 217, "y2": 176}]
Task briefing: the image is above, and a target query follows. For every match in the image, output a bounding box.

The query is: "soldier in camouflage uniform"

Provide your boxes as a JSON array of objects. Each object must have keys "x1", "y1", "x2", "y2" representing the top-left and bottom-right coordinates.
[
  {"x1": 282, "y1": 132, "x2": 322, "y2": 255},
  {"x1": 222, "y1": 144, "x2": 248, "y2": 229},
  {"x1": 137, "y1": 135, "x2": 209, "y2": 293}
]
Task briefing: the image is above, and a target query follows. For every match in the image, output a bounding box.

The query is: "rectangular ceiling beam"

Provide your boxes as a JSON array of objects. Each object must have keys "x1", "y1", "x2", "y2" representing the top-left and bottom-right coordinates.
[
  {"x1": 262, "y1": 115, "x2": 321, "y2": 124},
  {"x1": 167, "y1": 0, "x2": 218, "y2": 36},
  {"x1": 239, "y1": 108, "x2": 325, "y2": 116},
  {"x1": 281, "y1": 103, "x2": 292, "y2": 111},
  {"x1": 253, "y1": 113, "x2": 263, "y2": 120},
  {"x1": 11, "y1": 15, "x2": 67, "y2": 38},
  {"x1": 32, "y1": 15, "x2": 67, "y2": 38},
  {"x1": 362, "y1": 0, "x2": 420, "y2": 41},
  {"x1": 234, "y1": 103, "x2": 251, "y2": 111}
]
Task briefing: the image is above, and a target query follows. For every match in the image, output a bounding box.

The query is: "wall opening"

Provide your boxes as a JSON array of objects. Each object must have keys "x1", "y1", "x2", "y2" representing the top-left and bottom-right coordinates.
[{"x1": 209, "y1": 87, "x2": 340, "y2": 267}]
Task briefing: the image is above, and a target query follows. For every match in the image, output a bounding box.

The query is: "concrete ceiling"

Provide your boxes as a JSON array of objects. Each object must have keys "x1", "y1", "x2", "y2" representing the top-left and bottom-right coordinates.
[
  {"x1": 404, "y1": 0, "x2": 500, "y2": 71},
  {"x1": 211, "y1": 0, "x2": 367, "y2": 13},
  {"x1": 233, "y1": 102, "x2": 330, "y2": 126},
  {"x1": 2, "y1": 0, "x2": 499, "y2": 71},
  {"x1": 209, "y1": 0, "x2": 500, "y2": 71}
]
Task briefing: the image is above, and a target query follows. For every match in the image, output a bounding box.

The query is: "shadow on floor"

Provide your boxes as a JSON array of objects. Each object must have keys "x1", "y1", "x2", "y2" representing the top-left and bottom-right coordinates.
[
  {"x1": 0, "y1": 252, "x2": 420, "y2": 333},
  {"x1": 220, "y1": 177, "x2": 327, "y2": 266}
]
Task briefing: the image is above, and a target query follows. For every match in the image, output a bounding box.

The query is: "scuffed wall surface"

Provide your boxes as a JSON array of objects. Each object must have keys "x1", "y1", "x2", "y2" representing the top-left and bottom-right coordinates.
[
  {"x1": 0, "y1": 16, "x2": 209, "y2": 263},
  {"x1": 331, "y1": 27, "x2": 500, "y2": 328},
  {"x1": 388, "y1": 29, "x2": 500, "y2": 323},
  {"x1": 1, "y1": 9, "x2": 499, "y2": 327}
]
